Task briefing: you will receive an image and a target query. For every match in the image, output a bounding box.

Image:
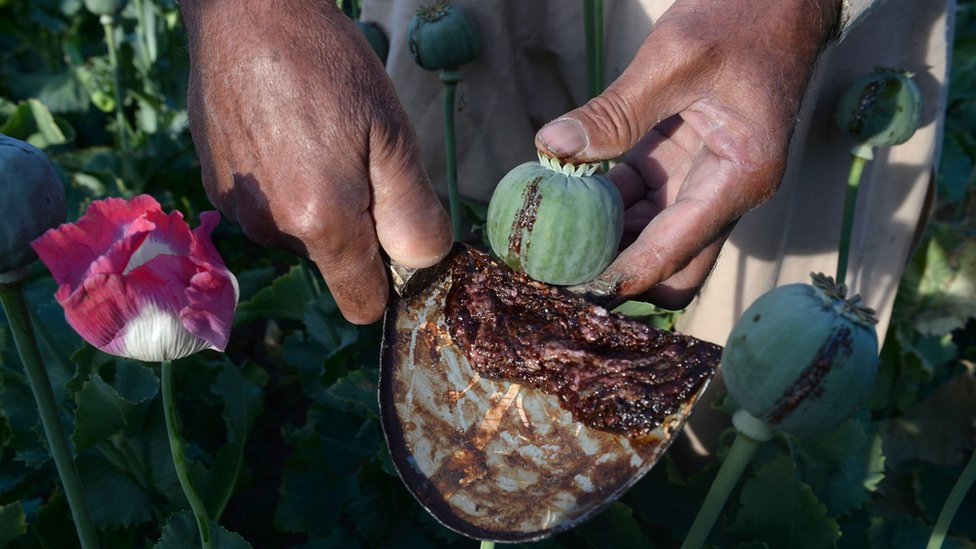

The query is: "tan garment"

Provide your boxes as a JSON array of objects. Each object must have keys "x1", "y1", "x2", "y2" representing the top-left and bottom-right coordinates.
[{"x1": 362, "y1": 0, "x2": 951, "y2": 347}]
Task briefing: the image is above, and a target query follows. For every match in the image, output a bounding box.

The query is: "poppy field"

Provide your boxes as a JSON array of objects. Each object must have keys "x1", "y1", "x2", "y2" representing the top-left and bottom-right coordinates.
[{"x1": 0, "y1": 1, "x2": 975, "y2": 548}]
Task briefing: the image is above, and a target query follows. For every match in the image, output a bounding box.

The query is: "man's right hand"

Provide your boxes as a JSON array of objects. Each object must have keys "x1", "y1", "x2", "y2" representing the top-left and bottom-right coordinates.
[{"x1": 181, "y1": 0, "x2": 452, "y2": 324}]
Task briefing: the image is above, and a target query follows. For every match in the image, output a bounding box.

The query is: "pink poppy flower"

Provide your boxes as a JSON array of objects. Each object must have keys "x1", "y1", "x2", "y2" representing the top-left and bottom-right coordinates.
[{"x1": 31, "y1": 195, "x2": 238, "y2": 362}]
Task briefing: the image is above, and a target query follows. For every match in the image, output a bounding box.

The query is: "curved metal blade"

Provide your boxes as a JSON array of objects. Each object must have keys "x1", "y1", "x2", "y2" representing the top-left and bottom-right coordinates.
[{"x1": 379, "y1": 245, "x2": 716, "y2": 542}]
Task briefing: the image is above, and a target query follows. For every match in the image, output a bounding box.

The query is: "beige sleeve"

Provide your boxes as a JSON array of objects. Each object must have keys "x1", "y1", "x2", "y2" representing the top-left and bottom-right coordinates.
[{"x1": 837, "y1": 0, "x2": 887, "y2": 39}]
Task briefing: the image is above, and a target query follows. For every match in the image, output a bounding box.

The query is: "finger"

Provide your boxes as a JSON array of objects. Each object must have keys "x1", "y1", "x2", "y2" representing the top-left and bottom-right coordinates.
[
  {"x1": 301, "y1": 178, "x2": 390, "y2": 325},
  {"x1": 636, "y1": 231, "x2": 729, "y2": 310},
  {"x1": 534, "y1": 26, "x2": 712, "y2": 163},
  {"x1": 369, "y1": 107, "x2": 453, "y2": 269}
]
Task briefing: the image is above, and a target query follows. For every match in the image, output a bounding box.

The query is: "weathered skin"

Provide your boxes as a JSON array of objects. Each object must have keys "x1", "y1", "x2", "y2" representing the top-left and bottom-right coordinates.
[
  {"x1": 180, "y1": 0, "x2": 841, "y2": 321},
  {"x1": 180, "y1": 0, "x2": 452, "y2": 324}
]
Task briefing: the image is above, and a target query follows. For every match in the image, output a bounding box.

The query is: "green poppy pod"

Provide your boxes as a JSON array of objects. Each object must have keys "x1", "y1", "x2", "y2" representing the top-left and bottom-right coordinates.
[
  {"x1": 722, "y1": 273, "x2": 879, "y2": 436},
  {"x1": 487, "y1": 153, "x2": 624, "y2": 286},
  {"x1": 0, "y1": 135, "x2": 67, "y2": 282},
  {"x1": 407, "y1": 0, "x2": 480, "y2": 71},
  {"x1": 84, "y1": 0, "x2": 127, "y2": 16},
  {"x1": 835, "y1": 67, "x2": 923, "y2": 147}
]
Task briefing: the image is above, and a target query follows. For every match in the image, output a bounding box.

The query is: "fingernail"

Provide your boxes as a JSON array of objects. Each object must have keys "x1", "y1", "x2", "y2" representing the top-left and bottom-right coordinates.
[{"x1": 537, "y1": 118, "x2": 588, "y2": 156}]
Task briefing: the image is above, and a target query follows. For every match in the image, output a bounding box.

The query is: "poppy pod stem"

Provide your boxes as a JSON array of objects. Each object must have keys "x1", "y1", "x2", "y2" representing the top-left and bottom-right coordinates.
[
  {"x1": 0, "y1": 282, "x2": 99, "y2": 549},
  {"x1": 927, "y1": 448, "x2": 976, "y2": 549},
  {"x1": 161, "y1": 359, "x2": 214, "y2": 549},
  {"x1": 441, "y1": 69, "x2": 464, "y2": 242},
  {"x1": 681, "y1": 410, "x2": 773, "y2": 549},
  {"x1": 836, "y1": 144, "x2": 873, "y2": 287}
]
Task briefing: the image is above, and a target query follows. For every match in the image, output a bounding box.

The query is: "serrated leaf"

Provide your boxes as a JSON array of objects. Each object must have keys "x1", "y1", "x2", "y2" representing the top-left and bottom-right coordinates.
[
  {"x1": 914, "y1": 232, "x2": 976, "y2": 337},
  {"x1": 234, "y1": 265, "x2": 314, "y2": 326},
  {"x1": 791, "y1": 418, "x2": 885, "y2": 516},
  {"x1": 0, "y1": 377, "x2": 49, "y2": 467},
  {"x1": 884, "y1": 373, "x2": 976, "y2": 467},
  {"x1": 233, "y1": 267, "x2": 276, "y2": 303},
  {"x1": 111, "y1": 360, "x2": 159, "y2": 404},
  {"x1": 275, "y1": 466, "x2": 357, "y2": 536},
  {"x1": 323, "y1": 369, "x2": 378, "y2": 418},
  {"x1": 573, "y1": 502, "x2": 652, "y2": 549},
  {"x1": 77, "y1": 454, "x2": 154, "y2": 529},
  {"x1": 734, "y1": 456, "x2": 841, "y2": 549},
  {"x1": 71, "y1": 374, "x2": 127, "y2": 454},
  {"x1": 304, "y1": 298, "x2": 357, "y2": 351},
  {"x1": 194, "y1": 360, "x2": 261, "y2": 519},
  {"x1": 0, "y1": 501, "x2": 27, "y2": 546},
  {"x1": 154, "y1": 510, "x2": 253, "y2": 549}
]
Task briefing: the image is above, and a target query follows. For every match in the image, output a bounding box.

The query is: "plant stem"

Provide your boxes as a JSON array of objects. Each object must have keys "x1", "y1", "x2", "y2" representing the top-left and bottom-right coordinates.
[
  {"x1": 681, "y1": 410, "x2": 773, "y2": 549},
  {"x1": 836, "y1": 144, "x2": 873, "y2": 287},
  {"x1": 479, "y1": 541, "x2": 495, "y2": 549},
  {"x1": 594, "y1": 0, "x2": 604, "y2": 95},
  {"x1": 583, "y1": 0, "x2": 597, "y2": 99},
  {"x1": 926, "y1": 449, "x2": 976, "y2": 549},
  {"x1": 440, "y1": 69, "x2": 464, "y2": 242},
  {"x1": 101, "y1": 15, "x2": 128, "y2": 153},
  {"x1": 0, "y1": 282, "x2": 99, "y2": 549},
  {"x1": 161, "y1": 360, "x2": 214, "y2": 549}
]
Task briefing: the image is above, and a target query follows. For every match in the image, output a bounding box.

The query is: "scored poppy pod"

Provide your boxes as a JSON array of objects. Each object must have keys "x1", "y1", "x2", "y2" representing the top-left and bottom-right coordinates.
[{"x1": 32, "y1": 194, "x2": 239, "y2": 362}]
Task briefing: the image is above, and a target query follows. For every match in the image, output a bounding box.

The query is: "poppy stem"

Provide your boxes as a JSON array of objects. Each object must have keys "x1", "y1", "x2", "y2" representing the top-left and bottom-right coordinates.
[
  {"x1": 681, "y1": 410, "x2": 773, "y2": 549},
  {"x1": 441, "y1": 69, "x2": 464, "y2": 242},
  {"x1": 0, "y1": 282, "x2": 99, "y2": 549},
  {"x1": 927, "y1": 448, "x2": 976, "y2": 549},
  {"x1": 837, "y1": 144, "x2": 873, "y2": 287},
  {"x1": 161, "y1": 359, "x2": 214, "y2": 549}
]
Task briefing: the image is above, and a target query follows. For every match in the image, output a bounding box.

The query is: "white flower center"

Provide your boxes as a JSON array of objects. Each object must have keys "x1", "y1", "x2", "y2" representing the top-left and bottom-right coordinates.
[{"x1": 121, "y1": 302, "x2": 211, "y2": 361}]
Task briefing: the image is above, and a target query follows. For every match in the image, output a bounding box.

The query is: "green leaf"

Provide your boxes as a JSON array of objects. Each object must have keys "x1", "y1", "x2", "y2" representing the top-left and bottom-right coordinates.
[
  {"x1": 4, "y1": 69, "x2": 90, "y2": 113},
  {"x1": 194, "y1": 360, "x2": 261, "y2": 520},
  {"x1": 0, "y1": 376, "x2": 49, "y2": 467},
  {"x1": 791, "y1": 418, "x2": 886, "y2": 516},
  {"x1": 573, "y1": 502, "x2": 652, "y2": 549},
  {"x1": 274, "y1": 463, "x2": 357, "y2": 537},
  {"x1": 0, "y1": 98, "x2": 71, "y2": 149},
  {"x1": 154, "y1": 510, "x2": 253, "y2": 549},
  {"x1": 71, "y1": 374, "x2": 127, "y2": 454},
  {"x1": 734, "y1": 456, "x2": 841, "y2": 549},
  {"x1": 884, "y1": 373, "x2": 976, "y2": 467},
  {"x1": 233, "y1": 266, "x2": 276, "y2": 303},
  {"x1": 0, "y1": 501, "x2": 27, "y2": 546},
  {"x1": 913, "y1": 230, "x2": 976, "y2": 337},
  {"x1": 77, "y1": 454, "x2": 154, "y2": 530},
  {"x1": 111, "y1": 360, "x2": 159, "y2": 405},
  {"x1": 234, "y1": 265, "x2": 314, "y2": 326},
  {"x1": 323, "y1": 369, "x2": 377, "y2": 419}
]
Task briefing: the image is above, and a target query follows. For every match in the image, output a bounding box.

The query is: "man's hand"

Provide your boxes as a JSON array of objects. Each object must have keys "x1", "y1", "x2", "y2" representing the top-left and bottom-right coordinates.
[
  {"x1": 536, "y1": 0, "x2": 841, "y2": 309},
  {"x1": 181, "y1": 0, "x2": 452, "y2": 324}
]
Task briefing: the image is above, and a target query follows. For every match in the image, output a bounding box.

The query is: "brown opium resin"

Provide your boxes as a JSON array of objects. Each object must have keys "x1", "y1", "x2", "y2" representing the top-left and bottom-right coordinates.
[{"x1": 444, "y1": 251, "x2": 721, "y2": 438}]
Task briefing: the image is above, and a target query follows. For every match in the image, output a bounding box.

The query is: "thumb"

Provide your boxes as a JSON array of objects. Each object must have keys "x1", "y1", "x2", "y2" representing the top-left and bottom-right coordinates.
[
  {"x1": 534, "y1": 33, "x2": 706, "y2": 163},
  {"x1": 369, "y1": 115, "x2": 453, "y2": 270}
]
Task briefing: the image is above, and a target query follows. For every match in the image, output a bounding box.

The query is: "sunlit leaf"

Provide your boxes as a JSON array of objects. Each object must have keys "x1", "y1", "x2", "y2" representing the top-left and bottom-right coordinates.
[
  {"x1": 0, "y1": 98, "x2": 71, "y2": 149},
  {"x1": 734, "y1": 456, "x2": 840, "y2": 548},
  {"x1": 791, "y1": 417, "x2": 885, "y2": 516}
]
